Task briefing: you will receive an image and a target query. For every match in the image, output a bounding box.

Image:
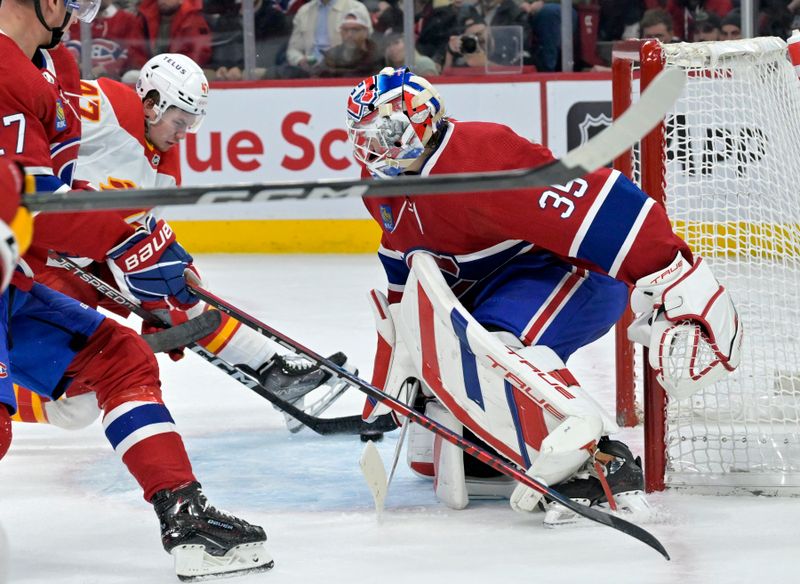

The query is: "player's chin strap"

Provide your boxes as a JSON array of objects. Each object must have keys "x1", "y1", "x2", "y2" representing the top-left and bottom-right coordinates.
[{"x1": 33, "y1": 0, "x2": 72, "y2": 49}]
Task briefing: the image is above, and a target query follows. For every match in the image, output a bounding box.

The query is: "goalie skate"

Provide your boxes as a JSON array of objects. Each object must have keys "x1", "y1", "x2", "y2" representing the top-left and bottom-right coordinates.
[
  {"x1": 543, "y1": 439, "x2": 650, "y2": 527},
  {"x1": 152, "y1": 482, "x2": 273, "y2": 581}
]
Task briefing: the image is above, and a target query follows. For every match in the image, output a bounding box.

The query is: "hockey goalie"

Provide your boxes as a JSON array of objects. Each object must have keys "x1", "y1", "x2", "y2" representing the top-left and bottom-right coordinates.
[{"x1": 348, "y1": 67, "x2": 742, "y2": 523}]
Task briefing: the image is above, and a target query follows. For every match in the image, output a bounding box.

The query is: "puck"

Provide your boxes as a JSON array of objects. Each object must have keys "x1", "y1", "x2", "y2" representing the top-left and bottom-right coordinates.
[{"x1": 360, "y1": 431, "x2": 384, "y2": 442}]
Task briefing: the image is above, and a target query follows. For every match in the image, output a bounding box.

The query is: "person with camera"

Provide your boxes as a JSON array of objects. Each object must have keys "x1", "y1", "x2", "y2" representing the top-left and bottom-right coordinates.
[{"x1": 443, "y1": 15, "x2": 489, "y2": 71}]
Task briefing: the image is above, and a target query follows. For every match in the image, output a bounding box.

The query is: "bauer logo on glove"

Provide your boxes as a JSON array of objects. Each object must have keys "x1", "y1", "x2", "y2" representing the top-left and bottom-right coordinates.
[
  {"x1": 106, "y1": 214, "x2": 198, "y2": 309},
  {"x1": 120, "y1": 220, "x2": 175, "y2": 272}
]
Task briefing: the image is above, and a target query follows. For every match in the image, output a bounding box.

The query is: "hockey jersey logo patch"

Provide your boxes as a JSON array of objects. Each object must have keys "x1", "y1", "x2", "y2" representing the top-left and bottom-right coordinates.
[
  {"x1": 0, "y1": 362, "x2": 7, "y2": 378},
  {"x1": 379, "y1": 204, "x2": 395, "y2": 231},
  {"x1": 55, "y1": 99, "x2": 67, "y2": 132}
]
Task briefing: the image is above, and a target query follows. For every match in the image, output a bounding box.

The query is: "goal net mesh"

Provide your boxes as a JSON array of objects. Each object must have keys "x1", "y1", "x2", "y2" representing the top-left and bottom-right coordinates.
[{"x1": 656, "y1": 38, "x2": 800, "y2": 492}]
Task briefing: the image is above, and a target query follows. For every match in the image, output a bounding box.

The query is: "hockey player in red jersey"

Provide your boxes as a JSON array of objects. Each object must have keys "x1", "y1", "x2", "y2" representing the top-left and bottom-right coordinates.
[
  {"x1": 12, "y1": 52, "x2": 352, "y2": 431},
  {"x1": 0, "y1": 0, "x2": 272, "y2": 578},
  {"x1": 0, "y1": 160, "x2": 33, "y2": 459},
  {"x1": 348, "y1": 68, "x2": 742, "y2": 522}
]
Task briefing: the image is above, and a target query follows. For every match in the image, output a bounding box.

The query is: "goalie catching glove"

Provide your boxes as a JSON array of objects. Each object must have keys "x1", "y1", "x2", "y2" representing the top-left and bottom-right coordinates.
[
  {"x1": 106, "y1": 214, "x2": 198, "y2": 310},
  {"x1": 628, "y1": 252, "x2": 743, "y2": 399}
]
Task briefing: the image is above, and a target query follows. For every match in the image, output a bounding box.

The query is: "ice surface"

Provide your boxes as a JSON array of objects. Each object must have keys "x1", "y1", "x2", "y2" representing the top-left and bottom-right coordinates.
[{"x1": 0, "y1": 255, "x2": 797, "y2": 584}]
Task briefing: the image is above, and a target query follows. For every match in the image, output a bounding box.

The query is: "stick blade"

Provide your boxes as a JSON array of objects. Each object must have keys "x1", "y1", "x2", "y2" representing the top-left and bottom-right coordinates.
[
  {"x1": 359, "y1": 440, "x2": 388, "y2": 517},
  {"x1": 548, "y1": 492, "x2": 670, "y2": 560},
  {"x1": 561, "y1": 68, "x2": 686, "y2": 174}
]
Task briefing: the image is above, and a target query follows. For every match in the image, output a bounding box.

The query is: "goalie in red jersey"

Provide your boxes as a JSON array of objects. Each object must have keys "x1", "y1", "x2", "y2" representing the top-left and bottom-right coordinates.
[
  {"x1": 0, "y1": 0, "x2": 272, "y2": 578},
  {"x1": 348, "y1": 67, "x2": 742, "y2": 523}
]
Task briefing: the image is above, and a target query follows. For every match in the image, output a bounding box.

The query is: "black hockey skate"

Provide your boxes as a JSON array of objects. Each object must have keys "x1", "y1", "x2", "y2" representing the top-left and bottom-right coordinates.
[
  {"x1": 152, "y1": 482, "x2": 273, "y2": 581},
  {"x1": 243, "y1": 351, "x2": 349, "y2": 403},
  {"x1": 543, "y1": 438, "x2": 650, "y2": 527}
]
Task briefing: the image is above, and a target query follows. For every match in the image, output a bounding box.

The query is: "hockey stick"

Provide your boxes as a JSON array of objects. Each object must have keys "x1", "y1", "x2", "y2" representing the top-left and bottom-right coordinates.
[
  {"x1": 189, "y1": 281, "x2": 671, "y2": 560},
  {"x1": 25, "y1": 69, "x2": 685, "y2": 213},
  {"x1": 284, "y1": 381, "x2": 351, "y2": 433},
  {"x1": 49, "y1": 253, "x2": 396, "y2": 436}
]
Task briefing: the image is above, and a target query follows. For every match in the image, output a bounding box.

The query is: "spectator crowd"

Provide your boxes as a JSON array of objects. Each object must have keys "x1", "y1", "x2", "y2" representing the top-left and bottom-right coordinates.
[{"x1": 64, "y1": 0, "x2": 800, "y2": 81}]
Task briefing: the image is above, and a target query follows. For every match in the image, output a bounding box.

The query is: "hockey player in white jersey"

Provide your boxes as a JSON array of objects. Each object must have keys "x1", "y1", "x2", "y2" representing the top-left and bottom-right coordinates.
[{"x1": 13, "y1": 53, "x2": 353, "y2": 431}]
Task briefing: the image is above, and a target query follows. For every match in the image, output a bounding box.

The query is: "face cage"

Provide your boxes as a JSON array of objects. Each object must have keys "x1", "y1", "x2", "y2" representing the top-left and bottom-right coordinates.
[
  {"x1": 347, "y1": 111, "x2": 424, "y2": 177},
  {"x1": 66, "y1": 0, "x2": 101, "y2": 22}
]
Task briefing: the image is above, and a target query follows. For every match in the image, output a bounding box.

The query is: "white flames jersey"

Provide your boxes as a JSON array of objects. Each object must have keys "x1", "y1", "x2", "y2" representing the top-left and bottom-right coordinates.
[{"x1": 76, "y1": 77, "x2": 181, "y2": 192}]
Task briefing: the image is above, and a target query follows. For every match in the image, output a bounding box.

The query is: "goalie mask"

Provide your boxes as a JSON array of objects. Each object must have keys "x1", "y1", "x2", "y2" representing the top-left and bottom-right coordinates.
[
  {"x1": 137, "y1": 53, "x2": 209, "y2": 133},
  {"x1": 346, "y1": 67, "x2": 446, "y2": 178}
]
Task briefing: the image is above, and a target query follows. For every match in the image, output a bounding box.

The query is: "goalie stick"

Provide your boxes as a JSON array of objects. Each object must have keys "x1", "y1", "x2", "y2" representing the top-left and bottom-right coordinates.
[
  {"x1": 359, "y1": 381, "x2": 419, "y2": 517},
  {"x1": 189, "y1": 280, "x2": 671, "y2": 560},
  {"x1": 48, "y1": 253, "x2": 396, "y2": 436},
  {"x1": 24, "y1": 69, "x2": 685, "y2": 213}
]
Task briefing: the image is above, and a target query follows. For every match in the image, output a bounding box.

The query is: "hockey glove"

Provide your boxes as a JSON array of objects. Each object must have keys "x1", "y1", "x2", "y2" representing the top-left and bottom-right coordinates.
[
  {"x1": 141, "y1": 300, "x2": 190, "y2": 361},
  {"x1": 628, "y1": 252, "x2": 743, "y2": 399},
  {"x1": 106, "y1": 215, "x2": 198, "y2": 310}
]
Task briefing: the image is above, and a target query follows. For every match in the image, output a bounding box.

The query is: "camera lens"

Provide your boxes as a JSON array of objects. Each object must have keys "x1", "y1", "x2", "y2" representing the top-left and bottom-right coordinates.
[{"x1": 461, "y1": 35, "x2": 478, "y2": 54}]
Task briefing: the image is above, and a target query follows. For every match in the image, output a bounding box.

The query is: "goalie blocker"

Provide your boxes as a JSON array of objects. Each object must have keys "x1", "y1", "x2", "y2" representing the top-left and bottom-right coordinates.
[{"x1": 364, "y1": 253, "x2": 648, "y2": 515}]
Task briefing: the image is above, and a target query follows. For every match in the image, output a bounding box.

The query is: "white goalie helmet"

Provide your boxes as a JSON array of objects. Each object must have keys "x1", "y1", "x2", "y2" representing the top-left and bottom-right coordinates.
[
  {"x1": 136, "y1": 53, "x2": 209, "y2": 133},
  {"x1": 346, "y1": 67, "x2": 446, "y2": 178}
]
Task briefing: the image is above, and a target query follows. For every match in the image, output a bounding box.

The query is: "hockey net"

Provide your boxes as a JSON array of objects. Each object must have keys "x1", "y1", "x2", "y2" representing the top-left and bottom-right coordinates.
[{"x1": 612, "y1": 37, "x2": 800, "y2": 494}]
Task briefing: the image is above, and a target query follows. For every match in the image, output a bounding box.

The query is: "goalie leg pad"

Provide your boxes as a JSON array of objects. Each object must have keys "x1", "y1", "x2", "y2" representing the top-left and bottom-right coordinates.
[
  {"x1": 406, "y1": 416, "x2": 435, "y2": 478},
  {"x1": 428, "y1": 400, "x2": 469, "y2": 510},
  {"x1": 509, "y1": 412, "x2": 601, "y2": 513},
  {"x1": 396, "y1": 253, "x2": 615, "y2": 480},
  {"x1": 362, "y1": 289, "x2": 419, "y2": 422}
]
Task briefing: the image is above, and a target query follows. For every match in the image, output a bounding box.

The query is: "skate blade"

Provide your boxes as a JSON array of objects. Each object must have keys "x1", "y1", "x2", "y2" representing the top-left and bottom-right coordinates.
[
  {"x1": 173, "y1": 541, "x2": 274, "y2": 582},
  {"x1": 543, "y1": 491, "x2": 651, "y2": 528},
  {"x1": 543, "y1": 498, "x2": 591, "y2": 528}
]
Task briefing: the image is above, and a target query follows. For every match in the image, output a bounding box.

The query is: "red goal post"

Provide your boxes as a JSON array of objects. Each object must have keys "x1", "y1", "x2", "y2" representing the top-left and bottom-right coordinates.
[
  {"x1": 612, "y1": 39, "x2": 669, "y2": 492},
  {"x1": 612, "y1": 37, "x2": 800, "y2": 495}
]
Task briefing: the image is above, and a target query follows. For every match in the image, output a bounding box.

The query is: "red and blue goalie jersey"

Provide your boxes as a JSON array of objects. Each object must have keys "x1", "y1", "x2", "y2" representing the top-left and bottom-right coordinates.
[{"x1": 362, "y1": 120, "x2": 692, "y2": 304}]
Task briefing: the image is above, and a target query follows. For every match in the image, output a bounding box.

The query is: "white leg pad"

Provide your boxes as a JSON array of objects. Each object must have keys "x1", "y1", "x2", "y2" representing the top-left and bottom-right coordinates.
[
  {"x1": 395, "y1": 253, "x2": 616, "y2": 472},
  {"x1": 509, "y1": 413, "x2": 602, "y2": 513},
  {"x1": 363, "y1": 289, "x2": 421, "y2": 421},
  {"x1": 406, "y1": 418, "x2": 435, "y2": 478},
  {"x1": 428, "y1": 401, "x2": 469, "y2": 510}
]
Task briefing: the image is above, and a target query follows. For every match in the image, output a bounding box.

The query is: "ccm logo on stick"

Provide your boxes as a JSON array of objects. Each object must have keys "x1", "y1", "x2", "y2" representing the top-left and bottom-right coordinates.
[{"x1": 124, "y1": 222, "x2": 174, "y2": 271}]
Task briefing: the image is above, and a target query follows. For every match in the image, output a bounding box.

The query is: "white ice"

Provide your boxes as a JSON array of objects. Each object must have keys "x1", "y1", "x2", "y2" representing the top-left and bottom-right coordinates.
[{"x1": 0, "y1": 255, "x2": 797, "y2": 584}]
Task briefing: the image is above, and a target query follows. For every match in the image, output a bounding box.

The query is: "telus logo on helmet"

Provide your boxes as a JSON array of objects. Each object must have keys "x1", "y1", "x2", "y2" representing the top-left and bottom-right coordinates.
[{"x1": 162, "y1": 56, "x2": 188, "y2": 76}]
